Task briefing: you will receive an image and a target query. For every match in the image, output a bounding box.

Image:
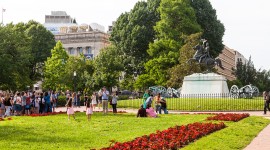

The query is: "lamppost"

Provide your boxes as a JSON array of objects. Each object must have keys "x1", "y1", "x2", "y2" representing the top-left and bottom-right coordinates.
[{"x1": 73, "y1": 71, "x2": 77, "y2": 93}]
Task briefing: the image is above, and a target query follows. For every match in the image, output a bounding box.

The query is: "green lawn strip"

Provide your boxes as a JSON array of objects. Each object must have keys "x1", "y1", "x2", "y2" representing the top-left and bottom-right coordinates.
[
  {"x1": 1, "y1": 114, "x2": 268, "y2": 150},
  {"x1": 182, "y1": 116, "x2": 270, "y2": 150},
  {"x1": 117, "y1": 98, "x2": 263, "y2": 111},
  {"x1": 0, "y1": 113, "x2": 208, "y2": 150}
]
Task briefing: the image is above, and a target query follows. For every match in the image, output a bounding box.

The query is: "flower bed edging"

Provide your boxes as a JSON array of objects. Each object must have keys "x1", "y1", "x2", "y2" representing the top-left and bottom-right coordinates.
[{"x1": 101, "y1": 122, "x2": 226, "y2": 150}]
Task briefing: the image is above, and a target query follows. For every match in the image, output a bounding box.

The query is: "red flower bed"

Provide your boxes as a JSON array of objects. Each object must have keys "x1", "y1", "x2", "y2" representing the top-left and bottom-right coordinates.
[
  {"x1": 101, "y1": 122, "x2": 226, "y2": 150},
  {"x1": 92, "y1": 111, "x2": 127, "y2": 113},
  {"x1": 0, "y1": 117, "x2": 13, "y2": 121},
  {"x1": 206, "y1": 113, "x2": 249, "y2": 122},
  {"x1": 28, "y1": 112, "x2": 66, "y2": 117}
]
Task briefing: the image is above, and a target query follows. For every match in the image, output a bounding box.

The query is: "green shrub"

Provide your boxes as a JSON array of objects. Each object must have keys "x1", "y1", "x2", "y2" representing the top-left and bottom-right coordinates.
[
  {"x1": 57, "y1": 95, "x2": 67, "y2": 107},
  {"x1": 118, "y1": 95, "x2": 130, "y2": 100}
]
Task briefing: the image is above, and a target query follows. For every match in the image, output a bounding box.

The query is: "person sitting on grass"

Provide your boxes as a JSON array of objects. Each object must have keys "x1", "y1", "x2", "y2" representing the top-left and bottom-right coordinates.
[
  {"x1": 146, "y1": 103, "x2": 157, "y2": 118},
  {"x1": 65, "y1": 95, "x2": 75, "y2": 121},
  {"x1": 137, "y1": 105, "x2": 147, "y2": 117},
  {"x1": 85, "y1": 100, "x2": 93, "y2": 121}
]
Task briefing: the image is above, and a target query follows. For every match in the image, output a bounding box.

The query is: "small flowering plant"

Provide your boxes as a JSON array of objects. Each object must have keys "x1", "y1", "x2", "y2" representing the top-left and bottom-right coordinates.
[
  {"x1": 206, "y1": 113, "x2": 250, "y2": 122},
  {"x1": 101, "y1": 122, "x2": 226, "y2": 150}
]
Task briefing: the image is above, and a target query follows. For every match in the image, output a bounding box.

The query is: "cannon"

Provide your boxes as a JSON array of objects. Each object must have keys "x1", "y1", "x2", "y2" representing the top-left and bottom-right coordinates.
[
  {"x1": 230, "y1": 84, "x2": 259, "y2": 98},
  {"x1": 149, "y1": 86, "x2": 167, "y2": 96},
  {"x1": 149, "y1": 86, "x2": 181, "y2": 98}
]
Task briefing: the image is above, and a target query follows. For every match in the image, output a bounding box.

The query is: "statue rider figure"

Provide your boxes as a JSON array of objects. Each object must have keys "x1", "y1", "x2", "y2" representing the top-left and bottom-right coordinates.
[{"x1": 193, "y1": 39, "x2": 210, "y2": 63}]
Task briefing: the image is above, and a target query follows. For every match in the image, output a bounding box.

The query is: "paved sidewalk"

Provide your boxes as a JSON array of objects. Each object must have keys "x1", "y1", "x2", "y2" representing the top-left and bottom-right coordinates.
[{"x1": 55, "y1": 107, "x2": 270, "y2": 150}]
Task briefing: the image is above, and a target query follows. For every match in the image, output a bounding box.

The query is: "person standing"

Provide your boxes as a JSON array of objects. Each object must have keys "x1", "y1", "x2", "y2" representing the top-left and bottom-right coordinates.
[
  {"x1": 154, "y1": 93, "x2": 161, "y2": 113},
  {"x1": 85, "y1": 100, "x2": 93, "y2": 121},
  {"x1": 263, "y1": 91, "x2": 270, "y2": 115},
  {"x1": 21, "y1": 92, "x2": 26, "y2": 115},
  {"x1": 14, "y1": 92, "x2": 22, "y2": 116},
  {"x1": 111, "y1": 92, "x2": 118, "y2": 114},
  {"x1": 66, "y1": 94, "x2": 75, "y2": 120},
  {"x1": 98, "y1": 89, "x2": 102, "y2": 110},
  {"x1": 39, "y1": 93, "x2": 44, "y2": 114},
  {"x1": 144, "y1": 94, "x2": 153, "y2": 109},
  {"x1": 51, "y1": 91, "x2": 57, "y2": 112},
  {"x1": 142, "y1": 89, "x2": 150, "y2": 108},
  {"x1": 25, "y1": 95, "x2": 31, "y2": 115},
  {"x1": 44, "y1": 92, "x2": 51, "y2": 113},
  {"x1": 101, "y1": 87, "x2": 109, "y2": 115},
  {"x1": 91, "y1": 92, "x2": 97, "y2": 111},
  {"x1": 159, "y1": 97, "x2": 168, "y2": 114},
  {"x1": 4, "y1": 93, "x2": 12, "y2": 117}
]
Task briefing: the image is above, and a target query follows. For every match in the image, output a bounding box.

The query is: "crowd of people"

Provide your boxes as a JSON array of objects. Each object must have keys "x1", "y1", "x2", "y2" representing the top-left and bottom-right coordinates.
[
  {"x1": 65, "y1": 86, "x2": 119, "y2": 121},
  {"x1": 0, "y1": 90, "x2": 58, "y2": 117},
  {"x1": 1, "y1": 87, "x2": 170, "y2": 120},
  {"x1": 0, "y1": 86, "x2": 119, "y2": 121}
]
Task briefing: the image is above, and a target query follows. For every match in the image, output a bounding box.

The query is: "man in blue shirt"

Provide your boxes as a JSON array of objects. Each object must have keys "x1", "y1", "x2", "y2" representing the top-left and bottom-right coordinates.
[{"x1": 101, "y1": 87, "x2": 109, "y2": 115}]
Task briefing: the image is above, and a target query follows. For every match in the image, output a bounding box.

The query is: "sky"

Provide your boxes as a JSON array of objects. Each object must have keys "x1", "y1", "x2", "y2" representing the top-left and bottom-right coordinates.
[{"x1": 1, "y1": 0, "x2": 270, "y2": 70}]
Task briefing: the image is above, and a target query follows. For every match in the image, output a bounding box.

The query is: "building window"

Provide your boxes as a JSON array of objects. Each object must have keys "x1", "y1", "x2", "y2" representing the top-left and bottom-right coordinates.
[
  {"x1": 86, "y1": 47, "x2": 92, "y2": 54},
  {"x1": 78, "y1": 47, "x2": 83, "y2": 54},
  {"x1": 68, "y1": 47, "x2": 75, "y2": 55}
]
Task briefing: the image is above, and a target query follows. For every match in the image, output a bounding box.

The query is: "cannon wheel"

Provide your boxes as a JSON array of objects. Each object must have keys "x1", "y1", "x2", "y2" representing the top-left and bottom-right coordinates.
[
  {"x1": 241, "y1": 85, "x2": 253, "y2": 98},
  {"x1": 252, "y1": 86, "x2": 260, "y2": 97},
  {"x1": 157, "y1": 86, "x2": 167, "y2": 95},
  {"x1": 230, "y1": 85, "x2": 239, "y2": 98}
]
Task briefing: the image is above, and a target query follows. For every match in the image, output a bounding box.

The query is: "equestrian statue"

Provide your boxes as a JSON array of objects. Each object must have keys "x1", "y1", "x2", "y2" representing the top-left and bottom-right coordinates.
[{"x1": 187, "y1": 39, "x2": 224, "y2": 73}]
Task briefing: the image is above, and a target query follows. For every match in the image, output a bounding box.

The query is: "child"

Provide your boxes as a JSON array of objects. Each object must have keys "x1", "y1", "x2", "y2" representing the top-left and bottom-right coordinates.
[
  {"x1": 86, "y1": 100, "x2": 93, "y2": 121},
  {"x1": 111, "y1": 92, "x2": 118, "y2": 114},
  {"x1": 66, "y1": 96, "x2": 75, "y2": 120}
]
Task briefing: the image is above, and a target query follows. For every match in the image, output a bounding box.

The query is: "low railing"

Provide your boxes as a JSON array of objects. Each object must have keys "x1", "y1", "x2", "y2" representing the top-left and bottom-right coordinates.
[{"x1": 117, "y1": 93, "x2": 264, "y2": 111}]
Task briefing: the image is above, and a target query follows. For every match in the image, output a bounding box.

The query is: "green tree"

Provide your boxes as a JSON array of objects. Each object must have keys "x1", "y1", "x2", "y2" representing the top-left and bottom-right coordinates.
[
  {"x1": 134, "y1": 74, "x2": 155, "y2": 91},
  {"x1": 110, "y1": 0, "x2": 161, "y2": 76},
  {"x1": 255, "y1": 69, "x2": 270, "y2": 92},
  {"x1": 167, "y1": 33, "x2": 202, "y2": 88},
  {"x1": 43, "y1": 41, "x2": 69, "y2": 90},
  {"x1": 141, "y1": 0, "x2": 201, "y2": 86},
  {"x1": 64, "y1": 55, "x2": 94, "y2": 92},
  {"x1": 0, "y1": 23, "x2": 32, "y2": 90},
  {"x1": 25, "y1": 20, "x2": 56, "y2": 81},
  {"x1": 92, "y1": 46, "x2": 124, "y2": 91},
  {"x1": 190, "y1": 0, "x2": 225, "y2": 57},
  {"x1": 232, "y1": 56, "x2": 257, "y2": 86}
]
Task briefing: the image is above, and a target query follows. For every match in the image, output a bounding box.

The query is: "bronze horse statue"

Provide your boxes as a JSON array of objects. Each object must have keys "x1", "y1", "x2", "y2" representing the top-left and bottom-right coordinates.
[{"x1": 187, "y1": 40, "x2": 224, "y2": 73}]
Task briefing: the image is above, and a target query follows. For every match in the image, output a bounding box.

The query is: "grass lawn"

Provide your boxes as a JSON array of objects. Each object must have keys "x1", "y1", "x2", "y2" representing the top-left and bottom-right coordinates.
[
  {"x1": 117, "y1": 97, "x2": 264, "y2": 111},
  {"x1": 0, "y1": 112, "x2": 269, "y2": 150}
]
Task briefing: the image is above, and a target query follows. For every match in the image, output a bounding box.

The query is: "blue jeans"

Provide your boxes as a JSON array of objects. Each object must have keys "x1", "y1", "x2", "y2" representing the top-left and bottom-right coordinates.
[
  {"x1": 155, "y1": 105, "x2": 160, "y2": 113},
  {"x1": 159, "y1": 106, "x2": 168, "y2": 114},
  {"x1": 45, "y1": 102, "x2": 52, "y2": 113}
]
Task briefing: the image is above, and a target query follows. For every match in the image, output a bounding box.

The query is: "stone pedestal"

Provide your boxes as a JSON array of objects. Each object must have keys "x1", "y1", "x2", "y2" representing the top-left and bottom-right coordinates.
[{"x1": 181, "y1": 73, "x2": 229, "y2": 95}]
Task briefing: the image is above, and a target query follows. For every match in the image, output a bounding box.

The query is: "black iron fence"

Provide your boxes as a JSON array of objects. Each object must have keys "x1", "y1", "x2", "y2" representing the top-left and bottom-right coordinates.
[{"x1": 117, "y1": 93, "x2": 264, "y2": 111}]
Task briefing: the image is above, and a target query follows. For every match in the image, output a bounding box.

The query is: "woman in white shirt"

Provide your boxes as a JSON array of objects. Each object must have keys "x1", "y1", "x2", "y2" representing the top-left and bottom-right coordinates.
[{"x1": 91, "y1": 92, "x2": 97, "y2": 111}]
